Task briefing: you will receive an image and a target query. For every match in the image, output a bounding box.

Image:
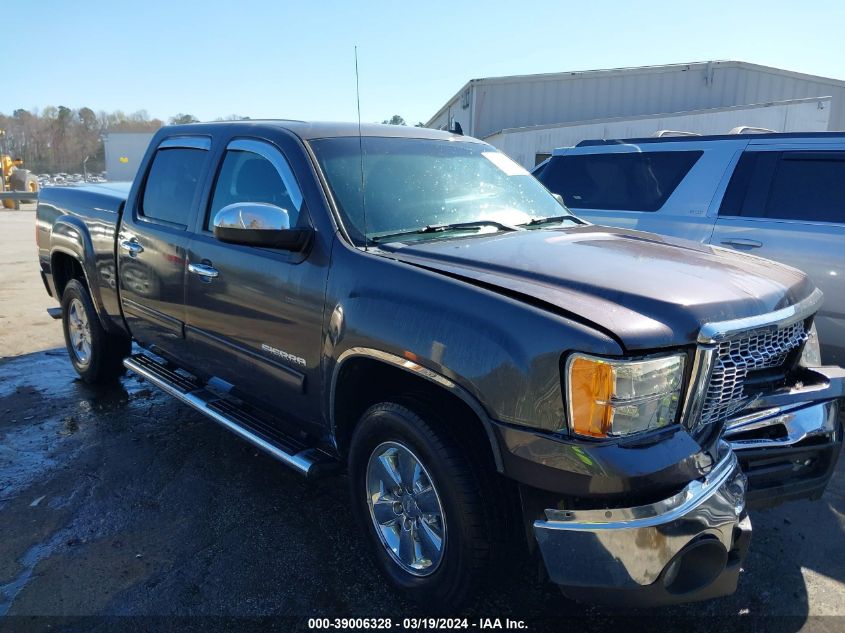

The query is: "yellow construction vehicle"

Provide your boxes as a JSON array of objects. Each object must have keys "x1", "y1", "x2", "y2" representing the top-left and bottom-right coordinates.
[{"x1": 1, "y1": 129, "x2": 39, "y2": 209}]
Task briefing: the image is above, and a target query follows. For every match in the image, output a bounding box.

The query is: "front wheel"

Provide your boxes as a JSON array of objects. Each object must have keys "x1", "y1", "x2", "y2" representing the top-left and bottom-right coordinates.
[
  {"x1": 349, "y1": 402, "x2": 502, "y2": 609},
  {"x1": 61, "y1": 279, "x2": 131, "y2": 383}
]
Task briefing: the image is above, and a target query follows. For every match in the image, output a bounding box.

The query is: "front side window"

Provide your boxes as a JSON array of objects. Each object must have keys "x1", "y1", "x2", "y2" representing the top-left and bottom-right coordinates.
[
  {"x1": 537, "y1": 151, "x2": 702, "y2": 212},
  {"x1": 141, "y1": 147, "x2": 207, "y2": 226},
  {"x1": 207, "y1": 147, "x2": 303, "y2": 231},
  {"x1": 309, "y1": 137, "x2": 568, "y2": 245}
]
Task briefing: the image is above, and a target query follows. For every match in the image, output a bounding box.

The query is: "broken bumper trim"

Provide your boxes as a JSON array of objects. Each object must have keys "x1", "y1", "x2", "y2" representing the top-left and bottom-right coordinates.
[{"x1": 726, "y1": 398, "x2": 842, "y2": 509}]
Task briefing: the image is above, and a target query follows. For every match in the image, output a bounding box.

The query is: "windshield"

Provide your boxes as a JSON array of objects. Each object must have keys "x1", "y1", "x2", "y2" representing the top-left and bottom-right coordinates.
[{"x1": 309, "y1": 136, "x2": 572, "y2": 245}]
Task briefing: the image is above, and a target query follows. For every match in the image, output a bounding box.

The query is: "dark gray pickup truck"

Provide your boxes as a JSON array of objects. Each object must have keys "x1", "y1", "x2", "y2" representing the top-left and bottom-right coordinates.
[{"x1": 36, "y1": 121, "x2": 844, "y2": 608}]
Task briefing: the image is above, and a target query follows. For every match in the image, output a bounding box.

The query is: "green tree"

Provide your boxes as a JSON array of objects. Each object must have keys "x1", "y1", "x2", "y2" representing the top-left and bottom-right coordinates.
[
  {"x1": 78, "y1": 107, "x2": 97, "y2": 131},
  {"x1": 381, "y1": 115, "x2": 406, "y2": 126},
  {"x1": 215, "y1": 114, "x2": 251, "y2": 121},
  {"x1": 170, "y1": 113, "x2": 199, "y2": 125}
]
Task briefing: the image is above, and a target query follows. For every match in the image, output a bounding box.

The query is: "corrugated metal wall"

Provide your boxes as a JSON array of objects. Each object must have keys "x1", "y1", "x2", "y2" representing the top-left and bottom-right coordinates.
[
  {"x1": 487, "y1": 97, "x2": 832, "y2": 167},
  {"x1": 470, "y1": 62, "x2": 845, "y2": 139},
  {"x1": 427, "y1": 62, "x2": 845, "y2": 138}
]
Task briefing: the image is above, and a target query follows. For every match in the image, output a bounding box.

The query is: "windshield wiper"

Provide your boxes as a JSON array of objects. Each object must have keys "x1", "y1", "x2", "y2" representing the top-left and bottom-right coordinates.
[
  {"x1": 371, "y1": 220, "x2": 521, "y2": 244},
  {"x1": 519, "y1": 215, "x2": 584, "y2": 227}
]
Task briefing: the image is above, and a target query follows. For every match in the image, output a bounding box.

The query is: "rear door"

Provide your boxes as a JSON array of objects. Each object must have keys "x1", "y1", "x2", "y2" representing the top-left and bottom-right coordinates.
[
  {"x1": 182, "y1": 136, "x2": 328, "y2": 428},
  {"x1": 117, "y1": 136, "x2": 210, "y2": 359},
  {"x1": 710, "y1": 147, "x2": 845, "y2": 365}
]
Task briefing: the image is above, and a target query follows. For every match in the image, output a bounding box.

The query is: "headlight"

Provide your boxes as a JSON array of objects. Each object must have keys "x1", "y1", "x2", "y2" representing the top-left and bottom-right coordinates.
[
  {"x1": 566, "y1": 353, "x2": 686, "y2": 438},
  {"x1": 800, "y1": 322, "x2": 822, "y2": 367}
]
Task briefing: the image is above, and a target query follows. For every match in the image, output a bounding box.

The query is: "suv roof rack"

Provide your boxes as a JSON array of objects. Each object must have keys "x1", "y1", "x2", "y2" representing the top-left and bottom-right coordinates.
[
  {"x1": 727, "y1": 126, "x2": 776, "y2": 134},
  {"x1": 651, "y1": 130, "x2": 702, "y2": 137},
  {"x1": 576, "y1": 130, "x2": 845, "y2": 147}
]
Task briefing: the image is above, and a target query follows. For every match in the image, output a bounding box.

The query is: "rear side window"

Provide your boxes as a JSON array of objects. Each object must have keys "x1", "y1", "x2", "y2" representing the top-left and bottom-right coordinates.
[
  {"x1": 537, "y1": 151, "x2": 702, "y2": 211},
  {"x1": 141, "y1": 148, "x2": 207, "y2": 226},
  {"x1": 767, "y1": 153, "x2": 845, "y2": 223},
  {"x1": 720, "y1": 151, "x2": 845, "y2": 224}
]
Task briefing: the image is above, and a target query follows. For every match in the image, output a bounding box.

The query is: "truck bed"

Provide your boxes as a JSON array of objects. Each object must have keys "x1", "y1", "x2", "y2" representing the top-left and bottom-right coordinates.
[{"x1": 36, "y1": 182, "x2": 132, "y2": 334}]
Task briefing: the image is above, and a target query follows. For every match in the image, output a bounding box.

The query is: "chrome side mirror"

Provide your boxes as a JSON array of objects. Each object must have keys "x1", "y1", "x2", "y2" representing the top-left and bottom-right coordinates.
[{"x1": 213, "y1": 202, "x2": 312, "y2": 252}]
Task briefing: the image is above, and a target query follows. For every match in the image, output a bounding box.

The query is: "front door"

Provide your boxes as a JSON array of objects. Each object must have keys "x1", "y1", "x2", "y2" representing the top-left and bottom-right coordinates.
[
  {"x1": 118, "y1": 136, "x2": 210, "y2": 359},
  {"x1": 183, "y1": 137, "x2": 328, "y2": 427}
]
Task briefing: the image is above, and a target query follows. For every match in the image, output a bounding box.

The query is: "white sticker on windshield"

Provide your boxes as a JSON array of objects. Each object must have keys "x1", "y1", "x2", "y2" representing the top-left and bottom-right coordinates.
[{"x1": 482, "y1": 151, "x2": 530, "y2": 177}]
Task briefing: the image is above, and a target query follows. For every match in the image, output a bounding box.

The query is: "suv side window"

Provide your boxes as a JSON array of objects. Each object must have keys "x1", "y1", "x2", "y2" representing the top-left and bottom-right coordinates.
[
  {"x1": 141, "y1": 147, "x2": 207, "y2": 227},
  {"x1": 207, "y1": 140, "x2": 304, "y2": 231},
  {"x1": 720, "y1": 151, "x2": 845, "y2": 224},
  {"x1": 766, "y1": 152, "x2": 845, "y2": 223},
  {"x1": 538, "y1": 151, "x2": 702, "y2": 212}
]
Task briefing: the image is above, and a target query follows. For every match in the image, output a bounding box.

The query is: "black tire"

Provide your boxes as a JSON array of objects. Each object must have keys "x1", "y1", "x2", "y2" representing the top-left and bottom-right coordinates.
[
  {"x1": 25, "y1": 173, "x2": 39, "y2": 194},
  {"x1": 9, "y1": 170, "x2": 37, "y2": 208},
  {"x1": 61, "y1": 279, "x2": 131, "y2": 384},
  {"x1": 348, "y1": 401, "x2": 503, "y2": 609}
]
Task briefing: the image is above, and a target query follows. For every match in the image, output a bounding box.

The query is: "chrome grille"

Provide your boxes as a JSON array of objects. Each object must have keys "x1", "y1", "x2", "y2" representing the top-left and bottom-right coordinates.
[{"x1": 699, "y1": 320, "x2": 808, "y2": 426}]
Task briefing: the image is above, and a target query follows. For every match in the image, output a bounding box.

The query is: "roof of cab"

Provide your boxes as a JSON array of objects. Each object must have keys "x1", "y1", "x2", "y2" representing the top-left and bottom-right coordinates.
[{"x1": 162, "y1": 120, "x2": 483, "y2": 143}]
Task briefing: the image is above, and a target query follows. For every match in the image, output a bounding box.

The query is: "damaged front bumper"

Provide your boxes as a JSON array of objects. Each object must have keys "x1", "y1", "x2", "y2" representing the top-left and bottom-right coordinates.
[
  {"x1": 531, "y1": 366, "x2": 843, "y2": 606},
  {"x1": 725, "y1": 366, "x2": 843, "y2": 509},
  {"x1": 533, "y1": 447, "x2": 751, "y2": 606}
]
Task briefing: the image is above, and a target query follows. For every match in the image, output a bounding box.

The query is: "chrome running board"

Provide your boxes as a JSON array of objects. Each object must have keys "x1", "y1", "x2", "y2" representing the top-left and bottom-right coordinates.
[{"x1": 124, "y1": 353, "x2": 336, "y2": 478}]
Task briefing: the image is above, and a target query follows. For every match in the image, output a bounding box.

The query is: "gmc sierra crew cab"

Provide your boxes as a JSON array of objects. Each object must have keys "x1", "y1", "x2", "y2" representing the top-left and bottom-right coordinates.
[{"x1": 36, "y1": 121, "x2": 844, "y2": 608}]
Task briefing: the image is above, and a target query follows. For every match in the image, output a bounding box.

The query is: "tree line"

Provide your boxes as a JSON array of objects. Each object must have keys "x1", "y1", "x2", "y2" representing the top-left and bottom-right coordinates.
[
  {"x1": 0, "y1": 109, "x2": 246, "y2": 175},
  {"x1": 0, "y1": 107, "x2": 161, "y2": 174},
  {"x1": 0, "y1": 108, "x2": 423, "y2": 175}
]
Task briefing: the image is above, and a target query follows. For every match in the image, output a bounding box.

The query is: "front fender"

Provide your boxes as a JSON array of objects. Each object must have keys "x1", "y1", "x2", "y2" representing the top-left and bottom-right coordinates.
[{"x1": 330, "y1": 345, "x2": 506, "y2": 469}]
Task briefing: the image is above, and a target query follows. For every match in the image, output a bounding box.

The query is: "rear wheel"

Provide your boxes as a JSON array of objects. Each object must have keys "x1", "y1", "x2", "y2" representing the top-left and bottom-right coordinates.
[
  {"x1": 349, "y1": 401, "x2": 503, "y2": 609},
  {"x1": 61, "y1": 279, "x2": 130, "y2": 383}
]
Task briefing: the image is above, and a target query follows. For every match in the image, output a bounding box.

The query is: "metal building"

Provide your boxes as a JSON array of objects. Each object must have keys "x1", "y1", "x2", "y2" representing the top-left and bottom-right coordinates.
[
  {"x1": 426, "y1": 61, "x2": 845, "y2": 167},
  {"x1": 103, "y1": 132, "x2": 155, "y2": 181}
]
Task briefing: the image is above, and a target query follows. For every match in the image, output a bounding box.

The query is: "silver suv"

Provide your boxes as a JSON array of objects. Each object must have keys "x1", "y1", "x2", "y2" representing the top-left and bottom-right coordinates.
[{"x1": 534, "y1": 132, "x2": 845, "y2": 365}]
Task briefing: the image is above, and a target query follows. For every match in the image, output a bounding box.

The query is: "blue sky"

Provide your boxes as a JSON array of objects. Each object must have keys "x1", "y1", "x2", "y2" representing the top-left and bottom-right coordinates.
[{"x1": 4, "y1": 0, "x2": 844, "y2": 125}]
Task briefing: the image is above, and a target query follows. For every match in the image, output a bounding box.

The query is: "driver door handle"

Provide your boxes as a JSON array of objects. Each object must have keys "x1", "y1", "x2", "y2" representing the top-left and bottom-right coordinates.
[
  {"x1": 119, "y1": 239, "x2": 144, "y2": 257},
  {"x1": 720, "y1": 238, "x2": 763, "y2": 249},
  {"x1": 188, "y1": 262, "x2": 219, "y2": 279}
]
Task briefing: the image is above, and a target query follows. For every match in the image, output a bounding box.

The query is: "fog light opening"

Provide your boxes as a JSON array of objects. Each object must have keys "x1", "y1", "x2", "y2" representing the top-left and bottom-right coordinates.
[{"x1": 662, "y1": 539, "x2": 728, "y2": 595}]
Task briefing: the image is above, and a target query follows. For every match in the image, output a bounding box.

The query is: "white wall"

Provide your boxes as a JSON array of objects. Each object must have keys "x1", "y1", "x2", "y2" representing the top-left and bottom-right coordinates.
[
  {"x1": 104, "y1": 133, "x2": 155, "y2": 181},
  {"x1": 428, "y1": 85, "x2": 473, "y2": 134},
  {"x1": 486, "y1": 97, "x2": 832, "y2": 167}
]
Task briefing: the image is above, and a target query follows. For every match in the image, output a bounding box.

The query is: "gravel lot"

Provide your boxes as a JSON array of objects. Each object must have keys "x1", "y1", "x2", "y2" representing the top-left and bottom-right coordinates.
[{"x1": 1, "y1": 208, "x2": 844, "y2": 631}]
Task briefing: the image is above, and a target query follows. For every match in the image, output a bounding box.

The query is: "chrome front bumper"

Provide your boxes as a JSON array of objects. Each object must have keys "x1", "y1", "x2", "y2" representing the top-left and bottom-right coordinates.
[
  {"x1": 532, "y1": 374, "x2": 842, "y2": 604},
  {"x1": 533, "y1": 448, "x2": 751, "y2": 605}
]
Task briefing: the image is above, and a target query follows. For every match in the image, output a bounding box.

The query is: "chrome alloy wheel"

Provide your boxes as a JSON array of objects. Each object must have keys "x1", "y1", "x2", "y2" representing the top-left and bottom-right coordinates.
[
  {"x1": 67, "y1": 298, "x2": 92, "y2": 365},
  {"x1": 366, "y1": 441, "x2": 447, "y2": 576}
]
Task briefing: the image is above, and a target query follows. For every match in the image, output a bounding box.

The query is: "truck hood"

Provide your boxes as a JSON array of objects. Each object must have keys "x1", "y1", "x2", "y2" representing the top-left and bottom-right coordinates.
[{"x1": 378, "y1": 225, "x2": 816, "y2": 350}]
